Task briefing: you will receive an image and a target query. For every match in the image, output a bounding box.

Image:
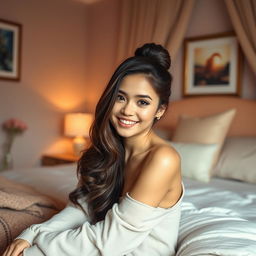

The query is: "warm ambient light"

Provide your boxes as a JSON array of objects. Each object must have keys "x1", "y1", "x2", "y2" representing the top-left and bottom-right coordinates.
[{"x1": 65, "y1": 113, "x2": 93, "y2": 156}]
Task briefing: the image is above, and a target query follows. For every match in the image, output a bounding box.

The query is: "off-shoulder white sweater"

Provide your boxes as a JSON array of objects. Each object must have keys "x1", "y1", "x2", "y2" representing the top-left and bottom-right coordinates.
[{"x1": 17, "y1": 186, "x2": 184, "y2": 256}]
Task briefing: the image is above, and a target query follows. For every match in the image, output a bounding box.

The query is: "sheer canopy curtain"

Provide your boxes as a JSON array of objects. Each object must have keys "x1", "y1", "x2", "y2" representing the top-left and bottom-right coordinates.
[
  {"x1": 225, "y1": 0, "x2": 256, "y2": 74},
  {"x1": 116, "y1": 0, "x2": 195, "y2": 65}
]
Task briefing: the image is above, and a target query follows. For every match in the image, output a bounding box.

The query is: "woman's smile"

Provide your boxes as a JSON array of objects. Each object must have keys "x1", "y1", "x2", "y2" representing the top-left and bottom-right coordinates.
[{"x1": 117, "y1": 117, "x2": 139, "y2": 128}]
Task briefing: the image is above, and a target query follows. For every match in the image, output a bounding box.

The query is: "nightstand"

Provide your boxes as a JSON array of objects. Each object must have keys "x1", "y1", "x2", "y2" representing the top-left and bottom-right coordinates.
[{"x1": 41, "y1": 153, "x2": 80, "y2": 166}]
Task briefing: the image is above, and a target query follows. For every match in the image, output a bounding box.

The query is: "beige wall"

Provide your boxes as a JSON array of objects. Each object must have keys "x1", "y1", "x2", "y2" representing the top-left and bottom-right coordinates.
[
  {"x1": 85, "y1": 0, "x2": 120, "y2": 111},
  {"x1": 0, "y1": 0, "x2": 88, "y2": 167}
]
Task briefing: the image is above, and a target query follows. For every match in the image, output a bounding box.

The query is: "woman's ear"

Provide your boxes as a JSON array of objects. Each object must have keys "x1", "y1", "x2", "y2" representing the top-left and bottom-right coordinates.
[{"x1": 155, "y1": 105, "x2": 167, "y2": 120}]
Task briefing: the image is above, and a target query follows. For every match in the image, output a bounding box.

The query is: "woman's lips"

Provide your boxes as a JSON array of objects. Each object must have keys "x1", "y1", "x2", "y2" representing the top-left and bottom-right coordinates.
[{"x1": 117, "y1": 117, "x2": 138, "y2": 128}]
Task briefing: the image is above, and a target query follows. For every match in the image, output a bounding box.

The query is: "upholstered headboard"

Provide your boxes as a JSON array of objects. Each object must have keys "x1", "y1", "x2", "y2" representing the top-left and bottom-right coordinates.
[{"x1": 156, "y1": 96, "x2": 256, "y2": 136}]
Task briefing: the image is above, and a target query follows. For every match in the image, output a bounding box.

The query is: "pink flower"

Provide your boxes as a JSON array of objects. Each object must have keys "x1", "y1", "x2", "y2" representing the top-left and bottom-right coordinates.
[{"x1": 2, "y1": 118, "x2": 28, "y2": 134}]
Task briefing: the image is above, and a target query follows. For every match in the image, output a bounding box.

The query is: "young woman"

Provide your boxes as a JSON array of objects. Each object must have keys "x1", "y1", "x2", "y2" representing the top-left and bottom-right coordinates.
[{"x1": 4, "y1": 43, "x2": 183, "y2": 256}]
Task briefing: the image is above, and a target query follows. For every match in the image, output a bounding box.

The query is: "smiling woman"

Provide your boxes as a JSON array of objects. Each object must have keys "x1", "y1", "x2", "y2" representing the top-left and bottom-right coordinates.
[
  {"x1": 5, "y1": 43, "x2": 183, "y2": 256},
  {"x1": 110, "y1": 74, "x2": 165, "y2": 138}
]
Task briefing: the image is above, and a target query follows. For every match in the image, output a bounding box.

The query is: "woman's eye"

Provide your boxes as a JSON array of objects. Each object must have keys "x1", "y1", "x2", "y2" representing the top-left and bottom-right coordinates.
[
  {"x1": 138, "y1": 100, "x2": 150, "y2": 106},
  {"x1": 117, "y1": 95, "x2": 125, "y2": 101}
]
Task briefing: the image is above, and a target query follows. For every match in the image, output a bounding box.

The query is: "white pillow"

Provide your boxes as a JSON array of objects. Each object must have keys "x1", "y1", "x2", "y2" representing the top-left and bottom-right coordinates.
[
  {"x1": 169, "y1": 141, "x2": 218, "y2": 182},
  {"x1": 214, "y1": 136, "x2": 256, "y2": 184}
]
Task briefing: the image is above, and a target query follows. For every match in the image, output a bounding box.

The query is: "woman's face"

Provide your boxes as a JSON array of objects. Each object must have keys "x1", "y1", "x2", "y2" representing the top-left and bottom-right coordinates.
[{"x1": 110, "y1": 73, "x2": 165, "y2": 139}]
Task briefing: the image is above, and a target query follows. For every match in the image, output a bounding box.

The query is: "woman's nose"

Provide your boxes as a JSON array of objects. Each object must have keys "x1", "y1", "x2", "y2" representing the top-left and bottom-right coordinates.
[{"x1": 121, "y1": 102, "x2": 134, "y2": 116}]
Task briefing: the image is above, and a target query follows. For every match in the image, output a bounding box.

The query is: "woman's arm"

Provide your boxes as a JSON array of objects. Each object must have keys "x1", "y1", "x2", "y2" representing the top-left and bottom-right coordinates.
[
  {"x1": 24, "y1": 146, "x2": 182, "y2": 256},
  {"x1": 15, "y1": 201, "x2": 89, "y2": 245},
  {"x1": 3, "y1": 199, "x2": 89, "y2": 256},
  {"x1": 16, "y1": 178, "x2": 88, "y2": 245}
]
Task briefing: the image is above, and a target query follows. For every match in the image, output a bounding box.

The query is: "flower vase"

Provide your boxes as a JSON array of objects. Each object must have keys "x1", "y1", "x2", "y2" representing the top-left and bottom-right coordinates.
[
  {"x1": 0, "y1": 133, "x2": 14, "y2": 172},
  {"x1": 1, "y1": 118, "x2": 27, "y2": 171},
  {"x1": 1, "y1": 152, "x2": 13, "y2": 171}
]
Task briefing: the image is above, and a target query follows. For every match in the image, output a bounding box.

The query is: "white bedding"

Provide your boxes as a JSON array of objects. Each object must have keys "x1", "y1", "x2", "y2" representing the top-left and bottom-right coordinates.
[
  {"x1": 1, "y1": 164, "x2": 78, "y2": 202},
  {"x1": 178, "y1": 177, "x2": 256, "y2": 256},
  {"x1": 1, "y1": 165, "x2": 256, "y2": 255}
]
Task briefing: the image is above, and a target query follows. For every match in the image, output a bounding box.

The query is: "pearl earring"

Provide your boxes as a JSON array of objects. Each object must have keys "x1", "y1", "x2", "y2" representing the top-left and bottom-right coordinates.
[{"x1": 156, "y1": 116, "x2": 161, "y2": 120}]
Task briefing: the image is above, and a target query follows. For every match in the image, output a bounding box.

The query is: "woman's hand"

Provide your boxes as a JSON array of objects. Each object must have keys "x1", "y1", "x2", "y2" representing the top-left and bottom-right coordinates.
[{"x1": 2, "y1": 239, "x2": 31, "y2": 256}]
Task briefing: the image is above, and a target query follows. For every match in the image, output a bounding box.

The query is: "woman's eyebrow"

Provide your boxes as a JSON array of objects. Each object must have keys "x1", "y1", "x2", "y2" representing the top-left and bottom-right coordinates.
[
  {"x1": 136, "y1": 94, "x2": 153, "y2": 100},
  {"x1": 119, "y1": 90, "x2": 153, "y2": 100}
]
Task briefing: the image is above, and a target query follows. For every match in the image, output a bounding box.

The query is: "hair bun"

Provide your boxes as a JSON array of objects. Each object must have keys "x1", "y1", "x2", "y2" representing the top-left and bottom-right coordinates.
[{"x1": 134, "y1": 43, "x2": 171, "y2": 70}]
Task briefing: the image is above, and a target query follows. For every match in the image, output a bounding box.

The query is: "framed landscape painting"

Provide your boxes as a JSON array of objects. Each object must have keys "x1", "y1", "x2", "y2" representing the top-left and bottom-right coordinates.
[
  {"x1": 0, "y1": 19, "x2": 22, "y2": 81},
  {"x1": 183, "y1": 33, "x2": 241, "y2": 96}
]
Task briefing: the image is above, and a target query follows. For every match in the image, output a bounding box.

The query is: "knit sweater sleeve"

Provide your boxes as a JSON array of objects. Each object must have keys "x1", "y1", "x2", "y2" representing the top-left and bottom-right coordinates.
[
  {"x1": 24, "y1": 193, "x2": 172, "y2": 256},
  {"x1": 15, "y1": 201, "x2": 89, "y2": 246}
]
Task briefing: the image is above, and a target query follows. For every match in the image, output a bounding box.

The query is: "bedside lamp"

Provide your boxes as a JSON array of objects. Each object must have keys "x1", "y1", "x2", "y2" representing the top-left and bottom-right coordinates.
[{"x1": 65, "y1": 113, "x2": 93, "y2": 156}]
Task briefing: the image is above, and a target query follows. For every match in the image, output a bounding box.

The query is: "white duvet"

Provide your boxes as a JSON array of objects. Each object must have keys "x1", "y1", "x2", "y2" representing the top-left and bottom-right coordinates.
[
  {"x1": 178, "y1": 177, "x2": 256, "y2": 256},
  {"x1": 2, "y1": 166, "x2": 256, "y2": 255}
]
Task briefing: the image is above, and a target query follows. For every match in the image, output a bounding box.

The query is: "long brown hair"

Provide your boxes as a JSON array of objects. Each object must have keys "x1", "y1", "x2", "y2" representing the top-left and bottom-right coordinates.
[{"x1": 69, "y1": 43, "x2": 172, "y2": 224}]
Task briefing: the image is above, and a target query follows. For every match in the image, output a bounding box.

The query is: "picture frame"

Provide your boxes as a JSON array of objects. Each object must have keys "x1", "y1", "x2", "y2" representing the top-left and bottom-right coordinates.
[
  {"x1": 183, "y1": 32, "x2": 241, "y2": 97},
  {"x1": 0, "y1": 19, "x2": 22, "y2": 81}
]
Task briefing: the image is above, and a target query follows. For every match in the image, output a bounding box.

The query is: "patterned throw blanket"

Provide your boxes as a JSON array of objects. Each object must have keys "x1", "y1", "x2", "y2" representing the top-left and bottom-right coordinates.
[{"x1": 0, "y1": 175, "x2": 64, "y2": 254}]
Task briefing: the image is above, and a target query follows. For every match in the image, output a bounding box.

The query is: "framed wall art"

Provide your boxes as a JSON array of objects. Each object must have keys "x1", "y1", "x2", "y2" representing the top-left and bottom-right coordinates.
[
  {"x1": 183, "y1": 32, "x2": 241, "y2": 97},
  {"x1": 0, "y1": 19, "x2": 22, "y2": 81}
]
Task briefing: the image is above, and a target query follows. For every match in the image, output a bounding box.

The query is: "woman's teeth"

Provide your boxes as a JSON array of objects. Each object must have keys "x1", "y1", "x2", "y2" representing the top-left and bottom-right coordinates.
[{"x1": 119, "y1": 119, "x2": 137, "y2": 125}]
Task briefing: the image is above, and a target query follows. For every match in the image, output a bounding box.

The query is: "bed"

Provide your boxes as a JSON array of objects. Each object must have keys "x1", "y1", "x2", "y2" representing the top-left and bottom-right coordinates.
[{"x1": 1, "y1": 96, "x2": 256, "y2": 255}]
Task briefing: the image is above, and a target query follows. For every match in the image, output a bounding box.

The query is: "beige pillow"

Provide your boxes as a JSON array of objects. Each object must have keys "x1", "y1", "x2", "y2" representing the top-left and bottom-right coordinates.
[
  {"x1": 172, "y1": 109, "x2": 236, "y2": 171},
  {"x1": 214, "y1": 136, "x2": 256, "y2": 184}
]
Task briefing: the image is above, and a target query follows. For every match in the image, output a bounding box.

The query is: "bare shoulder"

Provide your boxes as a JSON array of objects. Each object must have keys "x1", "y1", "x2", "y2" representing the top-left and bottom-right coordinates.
[
  {"x1": 149, "y1": 143, "x2": 181, "y2": 169},
  {"x1": 144, "y1": 143, "x2": 181, "y2": 185},
  {"x1": 129, "y1": 143, "x2": 182, "y2": 207}
]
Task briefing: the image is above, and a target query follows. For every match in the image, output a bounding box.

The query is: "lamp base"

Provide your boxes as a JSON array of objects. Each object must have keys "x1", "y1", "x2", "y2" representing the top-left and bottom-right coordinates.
[{"x1": 73, "y1": 136, "x2": 87, "y2": 156}]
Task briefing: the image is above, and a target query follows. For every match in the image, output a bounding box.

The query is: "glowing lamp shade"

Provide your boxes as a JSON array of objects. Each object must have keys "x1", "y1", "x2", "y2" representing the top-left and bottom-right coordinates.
[{"x1": 65, "y1": 113, "x2": 93, "y2": 155}]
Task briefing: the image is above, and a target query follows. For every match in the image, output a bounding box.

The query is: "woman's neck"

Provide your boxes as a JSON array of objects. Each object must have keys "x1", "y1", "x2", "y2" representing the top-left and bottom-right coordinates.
[{"x1": 124, "y1": 130, "x2": 155, "y2": 161}]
